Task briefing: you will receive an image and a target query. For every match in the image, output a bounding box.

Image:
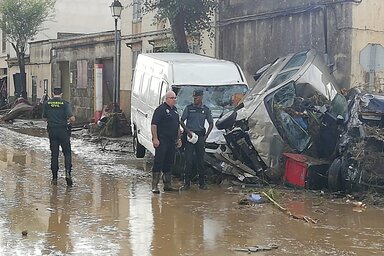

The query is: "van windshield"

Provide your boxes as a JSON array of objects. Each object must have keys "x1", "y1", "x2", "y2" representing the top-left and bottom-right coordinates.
[{"x1": 173, "y1": 84, "x2": 249, "y2": 118}]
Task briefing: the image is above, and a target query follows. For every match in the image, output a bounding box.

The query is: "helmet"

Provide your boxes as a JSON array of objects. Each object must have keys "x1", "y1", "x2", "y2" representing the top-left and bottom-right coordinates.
[{"x1": 187, "y1": 132, "x2": 199, "y2": 144}]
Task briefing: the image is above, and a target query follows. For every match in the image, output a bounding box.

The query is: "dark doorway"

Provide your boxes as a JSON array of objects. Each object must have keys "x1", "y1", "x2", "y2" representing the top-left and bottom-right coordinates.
[
  {"x1": 101, "y1": 59, "x2": 113, "y2": 107},
  {"x1": 0, "y1": 77, "x2": 7, "y2": 107},
  {"x1": 31, "y1": 76, "x2": 37, "y2": 104},
  {"x1": 59, "y1": 62, "x2": 70, "y2": 101}
]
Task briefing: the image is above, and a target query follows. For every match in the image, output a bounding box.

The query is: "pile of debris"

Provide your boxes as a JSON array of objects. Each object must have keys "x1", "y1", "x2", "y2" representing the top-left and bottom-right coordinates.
[{"x1": 209, "y1": 49, "x2": 384, "y2": 194}]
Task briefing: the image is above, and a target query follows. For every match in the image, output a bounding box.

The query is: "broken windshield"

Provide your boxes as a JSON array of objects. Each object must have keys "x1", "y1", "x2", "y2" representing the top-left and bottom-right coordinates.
[
  {"x1": 266, "y1": 82, "x2": 311, "y2": 152},
  {"x1": 174, "y1": 84, "x2": 248, "y2": 118}
]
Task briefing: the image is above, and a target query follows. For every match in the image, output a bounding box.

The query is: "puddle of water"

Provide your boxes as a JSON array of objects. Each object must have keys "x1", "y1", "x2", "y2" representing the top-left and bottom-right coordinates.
[{"x1": 0, "y1": 125, "x2": 383, "y2": 255}]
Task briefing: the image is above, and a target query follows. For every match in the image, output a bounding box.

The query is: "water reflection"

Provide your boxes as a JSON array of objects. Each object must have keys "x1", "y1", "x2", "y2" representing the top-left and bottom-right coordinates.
[
  {"x1": 1, "y1": 125, "x2": 384, "y2": 255},
  {"x1": 43, "y1": 187, "x2": 73, "y2": 254},
  {"x1": 129, "y1": 182, "x2": 153, "y2": 256},
  {"x1": 0, "y1": 148, "x2": 33, "y2": 167},
  {"x1": 150, "y1": 193, "x2": 215, "y2": 255}
]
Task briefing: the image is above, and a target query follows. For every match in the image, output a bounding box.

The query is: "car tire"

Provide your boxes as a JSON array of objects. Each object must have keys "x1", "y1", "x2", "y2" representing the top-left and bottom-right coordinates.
[
  {"x1": 328, "y1": 157, "x2": 343, "y2": 192},
  {"x1": 133, "y1": 129, "x2": 146, "y2": 158}
]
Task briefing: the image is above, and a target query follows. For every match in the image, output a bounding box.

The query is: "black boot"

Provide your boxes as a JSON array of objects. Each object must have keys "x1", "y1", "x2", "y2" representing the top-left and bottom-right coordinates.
[
  {"x1": 152, "y1": 172, "x2": 161, "y2": 194},
  {"x1": 180, "y1": 174, "x2": 191, "y2": 191},
  {"x1": 52, "y1": 170, "x2": 58, "y2": 185},
  {"x1": 199, "y1": 175, "x2": 208, "y2": 190},
  {"x1": 65, "y1": 169, "x2": 73, "y2": 187},
  {"x1": 163, "y1": 173, "x2": 178, "y2": 191}
]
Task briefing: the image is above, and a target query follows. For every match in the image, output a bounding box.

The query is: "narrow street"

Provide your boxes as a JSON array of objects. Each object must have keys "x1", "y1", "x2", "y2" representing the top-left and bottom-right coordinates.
[{"x1": 0, "y1": 121, "x2": 383, "y2": 256}]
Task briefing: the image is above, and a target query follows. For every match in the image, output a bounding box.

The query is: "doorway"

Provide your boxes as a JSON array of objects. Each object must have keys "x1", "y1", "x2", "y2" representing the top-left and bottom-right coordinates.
[
  {"x1": 101, "y1": 59, "x2": 113, "y2": 107},
  {"x1": 59, "y1": 61, "x2": 70, "y2": 101}
]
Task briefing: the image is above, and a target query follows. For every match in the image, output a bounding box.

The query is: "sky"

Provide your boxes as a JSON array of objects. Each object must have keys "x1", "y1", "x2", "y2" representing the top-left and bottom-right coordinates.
[{"x1": 36, "y1": 0, "x2": 117, "y2": 40}]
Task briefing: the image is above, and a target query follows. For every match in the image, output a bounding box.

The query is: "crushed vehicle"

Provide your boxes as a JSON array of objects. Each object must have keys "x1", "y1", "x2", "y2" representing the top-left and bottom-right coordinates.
[
  {"x1": 215, "y1": 49, "x2": 384, "y2": 192},
  {"x1": 330, "y1": 91, "x2": 384, "y2": 192}
]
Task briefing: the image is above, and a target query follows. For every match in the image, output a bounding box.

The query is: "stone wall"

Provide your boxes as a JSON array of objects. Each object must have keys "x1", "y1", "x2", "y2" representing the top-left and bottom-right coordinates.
[
  {"x1": 218, "y1": 0, "x2": 355, "y2": 87},
  {"x1": 51, "y1": 32, "x2": 115, "y2": 122}
]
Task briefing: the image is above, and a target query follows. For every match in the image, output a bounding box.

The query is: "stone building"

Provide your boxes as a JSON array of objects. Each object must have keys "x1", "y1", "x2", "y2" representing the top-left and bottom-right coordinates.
[
  {"x1": 217, "y1": 0, "x2": 384, "y2": 91},
  {"x1": 0, "y1": 0, "x2": 113, "y2": 106},
  {"x1": 24, "y1": 32, "x2": 115, "y2": 122}
]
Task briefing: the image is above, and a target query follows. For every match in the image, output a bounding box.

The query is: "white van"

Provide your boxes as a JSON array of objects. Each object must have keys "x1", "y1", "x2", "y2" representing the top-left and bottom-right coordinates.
[{"x1": 131, "y1": 53, "x2": 248, "y2": 158}]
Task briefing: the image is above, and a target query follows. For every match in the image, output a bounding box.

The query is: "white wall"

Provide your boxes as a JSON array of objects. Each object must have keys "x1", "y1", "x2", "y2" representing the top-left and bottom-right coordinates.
[
  {"x1": 37, "y1": 0, "x2": 114, "y2": 41},
  {"x1": 351, "y1": 0, "x2": 384, "y2": 92}
]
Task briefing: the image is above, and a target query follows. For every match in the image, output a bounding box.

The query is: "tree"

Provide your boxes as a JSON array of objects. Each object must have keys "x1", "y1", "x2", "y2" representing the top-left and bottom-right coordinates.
[
  {"x1": 144, "y1": 0, "x2": 217, "y2": 53},
  {"x1": 0, "y1": 0, "x2": 55, "y2": 99}
]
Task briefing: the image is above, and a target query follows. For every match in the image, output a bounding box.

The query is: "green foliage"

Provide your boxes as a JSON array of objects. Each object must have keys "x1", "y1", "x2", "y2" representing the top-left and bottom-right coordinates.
[
  {"x1": 159, "y1": 39, "x2": 178, "y2": 52},
  {"x1": 144, "y1": 0, "x2": 217, "y2": 52},
  {"x1": 0, "y1": 0, "x2": 56, "y2": 53}
]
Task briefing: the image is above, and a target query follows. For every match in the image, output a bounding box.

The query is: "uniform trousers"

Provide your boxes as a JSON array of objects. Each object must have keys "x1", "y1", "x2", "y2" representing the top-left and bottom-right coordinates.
[
  {"x1": 184, "y1": 132, "x2": 205, "y2": 185},
  {"x1": 153, "y1": 137, "x2": 176, "y2": 174},
  {"x1": 48, "y1": 126, "x2": 72, "y2": 179}
]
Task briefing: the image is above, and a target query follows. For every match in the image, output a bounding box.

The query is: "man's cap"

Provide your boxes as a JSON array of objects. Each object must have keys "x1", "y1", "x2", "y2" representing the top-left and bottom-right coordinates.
[
  {"x1": 53, "y1": 87, "x2": 63, "y2": 95},
  {"x1": 193, "y1": 89, "x2": 204, "y2": 97}
]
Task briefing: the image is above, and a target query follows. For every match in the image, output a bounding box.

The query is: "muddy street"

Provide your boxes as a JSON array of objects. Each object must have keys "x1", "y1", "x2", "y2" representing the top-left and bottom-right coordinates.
[{"x1": 0, "y1": 121, "x2": 383, "y2": 256}]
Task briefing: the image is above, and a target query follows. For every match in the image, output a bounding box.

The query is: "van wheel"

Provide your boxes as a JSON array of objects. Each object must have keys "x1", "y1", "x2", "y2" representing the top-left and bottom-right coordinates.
[{"x1": 133, "y1": 130, "x2": 146, "y2": 158}]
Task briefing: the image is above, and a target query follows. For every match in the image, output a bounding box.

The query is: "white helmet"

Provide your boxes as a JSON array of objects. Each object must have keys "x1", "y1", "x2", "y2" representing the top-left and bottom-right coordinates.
[{"x1": 187, "y1": 132, "x2": 199, "y2": 144}]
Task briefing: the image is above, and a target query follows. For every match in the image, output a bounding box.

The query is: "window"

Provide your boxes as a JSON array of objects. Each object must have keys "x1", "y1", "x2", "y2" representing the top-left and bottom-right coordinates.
[
  {"x1": 268, "y1": 69, "x2": 299, "y2": 90},
  {"x1": 76, "y1": 60, "x2": 88, "y2": 88},
  {"x1": 32, "y1": 76, "x2": 37, "y2": 104},
  {"x1": 141, "y1": 73, "x2": 150, "y2": 96},
  {"x1": 174, "y1": 84, "x2": 248, "y2": 118},
  {"x1": 148, "y1": 76, "x2": 162, "y2": 107},
  {"x1": 266, "y1": 82, "x2": 311, "y2": 152},
  {"x1": 282, "y1": 51, "x2": 308, "y2": 70},
  {"x1": 160, "y1": 81, "x2": 167, "y2": 101},
  {"x1": 133, "y1": 0, "x2": 142, "y2": 23},
  {"x1": 132, "y1": 70, "x2": 143, "y2": 96}
]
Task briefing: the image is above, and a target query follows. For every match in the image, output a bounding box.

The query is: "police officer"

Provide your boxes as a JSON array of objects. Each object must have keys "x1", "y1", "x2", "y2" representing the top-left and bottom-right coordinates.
[
  {"x1": 151, "y1": 90, "x2": 182, "y2": 193},
  {"x1": 181, "y1": 89, "x2": 213, "y2": 190},
  {"x1": 43, "y1": 87, "x2": 75, "y2": 186}
]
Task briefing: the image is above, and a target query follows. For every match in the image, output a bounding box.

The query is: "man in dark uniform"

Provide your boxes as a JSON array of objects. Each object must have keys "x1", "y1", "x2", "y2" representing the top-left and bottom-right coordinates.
[
  {"x1": 43, "y1": 87, "x2": 75, "y2": 186},
  {"x1": 181, "y1": 89, "x2": 213, "y2": 190},
  {"x1": 151, "y1": 90, "x2": 182, "y2": 193}
]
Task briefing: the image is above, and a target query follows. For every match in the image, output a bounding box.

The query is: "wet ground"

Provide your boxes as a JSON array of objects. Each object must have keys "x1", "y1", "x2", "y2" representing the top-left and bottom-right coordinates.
[{"x1": 0, "y1": 120, "x2": 384, "y2": 255}]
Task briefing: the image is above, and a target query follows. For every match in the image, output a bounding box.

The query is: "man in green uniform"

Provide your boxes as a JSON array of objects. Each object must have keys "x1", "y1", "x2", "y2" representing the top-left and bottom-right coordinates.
[{"x1": 43, "y1": 87, "x2": 75, "y2": 186}]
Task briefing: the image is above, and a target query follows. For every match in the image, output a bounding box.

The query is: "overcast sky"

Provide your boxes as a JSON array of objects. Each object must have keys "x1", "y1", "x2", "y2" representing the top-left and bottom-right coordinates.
[{"x1": 36, "y1": 0, "x2": 116, "y2": 40}]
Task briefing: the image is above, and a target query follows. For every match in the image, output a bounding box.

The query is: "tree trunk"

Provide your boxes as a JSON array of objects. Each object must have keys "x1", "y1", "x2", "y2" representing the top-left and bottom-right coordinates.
[
  {"x1": 18, "y1": 52, "x2": 27, "y2": 99},
  {"x1": 170, "y1": 12, "x2": 189, "y2": 53}
]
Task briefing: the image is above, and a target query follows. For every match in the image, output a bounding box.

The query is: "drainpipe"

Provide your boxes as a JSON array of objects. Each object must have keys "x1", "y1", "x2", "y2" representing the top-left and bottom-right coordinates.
[{"x1": 323, "y1": 6, "x2": 330, "y2": 67}]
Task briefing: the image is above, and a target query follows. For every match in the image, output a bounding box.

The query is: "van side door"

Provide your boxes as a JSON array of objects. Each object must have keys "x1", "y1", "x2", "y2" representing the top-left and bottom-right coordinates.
[{"x1": 135, "y1": 75, "x2": 165, "y2": 155}]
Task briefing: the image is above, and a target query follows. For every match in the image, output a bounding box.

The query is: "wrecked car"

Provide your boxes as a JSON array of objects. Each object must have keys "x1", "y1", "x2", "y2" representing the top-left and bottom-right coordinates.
[
  {"x1": 329, "y1": 91, "x2": 384, "y2": 192},
  {"x1": 217, "y1": 49, "x2": 384, "y2": 192},
  {"x1": 216, "y1": 49, "x2": 348, "y2": 185}
]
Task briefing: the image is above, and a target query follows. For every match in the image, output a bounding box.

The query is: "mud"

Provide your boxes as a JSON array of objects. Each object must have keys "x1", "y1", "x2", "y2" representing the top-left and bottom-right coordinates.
[{"x1": 0, "y1": 120, "x2": 384, "y2": 255}]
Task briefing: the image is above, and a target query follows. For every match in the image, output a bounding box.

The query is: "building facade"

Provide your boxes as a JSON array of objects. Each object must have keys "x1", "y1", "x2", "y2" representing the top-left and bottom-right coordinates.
[
  {"x1": 118, "y1": 0, "x2": 216, "y2": 121},
  {"x1": 0, "y1": 0, "x2": 114, "y2": 105},
  {"x1": 217, "y1": 0, "x2": 384, "y2": 92},
  {"x1": 26, "y1": 32, "x2": 115, "y2": 122}
]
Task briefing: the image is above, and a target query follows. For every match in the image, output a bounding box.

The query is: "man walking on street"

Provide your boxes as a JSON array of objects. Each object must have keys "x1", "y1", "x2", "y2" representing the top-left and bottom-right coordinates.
[
  {"x1": 151, "y1": 90, "x2": 182, "y2": 193},
  {"x1": 43, "y1": 87, "x2": 75, "y2": 186},
  {"x1": 181, "y1": 89, "x2": 213, "y2": 190}
]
